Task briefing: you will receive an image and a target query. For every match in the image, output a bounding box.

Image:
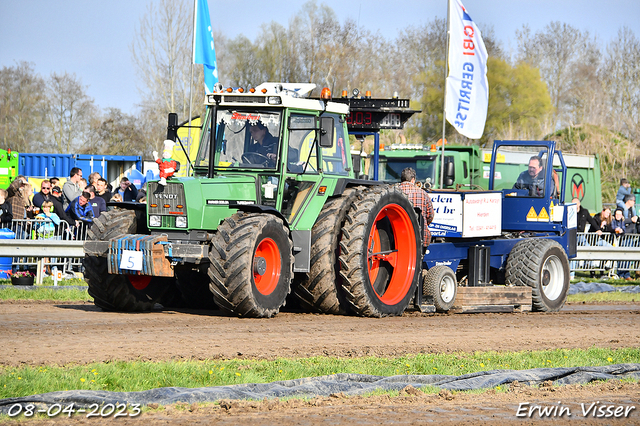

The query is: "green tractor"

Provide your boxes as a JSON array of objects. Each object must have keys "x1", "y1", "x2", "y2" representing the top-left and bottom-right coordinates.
[{"x1": 83, "y1": 83, "x2": 420, "y2": 318}]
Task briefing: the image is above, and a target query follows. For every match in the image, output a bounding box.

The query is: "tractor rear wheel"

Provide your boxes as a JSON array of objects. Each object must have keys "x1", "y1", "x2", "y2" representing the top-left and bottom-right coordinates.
[
  {"x1": 423, "y1": 265, "x2": 457, "y2": 312},
  {"x1": 208, "y1": 212, "x2": 293, "y2": 318},
  {"x1": 294, "y1": 187, "x2": 362, "y2": 314},
  {"x1": 505, "y1": 239, "x2": 570, "y2": 312},
  {"x1": 84, "y1": 210, "x2": 173, "y2": 312},
  {"x1": 338, "y1": 186, "x2": 422, "y2": 317}
]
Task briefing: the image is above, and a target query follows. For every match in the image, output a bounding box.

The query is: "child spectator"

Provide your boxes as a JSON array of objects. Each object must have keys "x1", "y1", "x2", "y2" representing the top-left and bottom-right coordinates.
[
  {"x1": 35, "y1": 201, "x2": 61, "y2": 239},
  {"x1": 616, "y1": 178, "x2": 632, "y2": 209}
]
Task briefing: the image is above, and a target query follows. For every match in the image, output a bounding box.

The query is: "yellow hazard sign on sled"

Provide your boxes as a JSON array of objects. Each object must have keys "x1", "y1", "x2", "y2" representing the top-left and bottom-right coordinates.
[{"x1": 526, "y1": 206, "x2": 550, "y2": 222}]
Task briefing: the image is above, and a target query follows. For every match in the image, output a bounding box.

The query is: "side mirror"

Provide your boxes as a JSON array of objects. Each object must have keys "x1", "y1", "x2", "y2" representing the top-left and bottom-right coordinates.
[
  {"x1": 444, "y1": 159, "x2": 455, "y2": 187},
  {"x1": 167, "y1": 113, "x2": 178, "y2": 141},
  {"x1": 351, "y1": 153, "x2": 361, "y2": 175},
  {"x1": 319, "y1": 117, "x2": 334, "y2": 148}
]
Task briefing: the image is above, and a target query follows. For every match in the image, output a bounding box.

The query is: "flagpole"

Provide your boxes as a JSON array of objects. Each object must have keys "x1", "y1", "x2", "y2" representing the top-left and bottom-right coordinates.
[
  {"x1": 439, "y1": 0, "x2": 451, "y2": 189},
  {"x1": 187, "y1": 0, "x2": 198, "y2": 176}
]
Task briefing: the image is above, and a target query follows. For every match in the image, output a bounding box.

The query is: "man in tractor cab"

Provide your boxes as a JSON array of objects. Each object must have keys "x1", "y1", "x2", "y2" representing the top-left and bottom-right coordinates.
[
  {"x1": 398, "y1": 167, "x2": 434, "y2": 251},
  {"x1": 514, "y1": 155, "x2": 546, "y2": 197},
  {"x1": 247, "y1": 122, "x2": 278, "y2": 166}
]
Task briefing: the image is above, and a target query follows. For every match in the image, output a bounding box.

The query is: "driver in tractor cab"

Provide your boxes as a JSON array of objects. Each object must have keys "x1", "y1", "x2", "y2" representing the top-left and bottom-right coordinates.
[
  {"x1": 513, "y1": 155, "x2": 546, "y2": 197},
  {"x1": 247, "y1": 122, "x2": 278, "y2": 166}
]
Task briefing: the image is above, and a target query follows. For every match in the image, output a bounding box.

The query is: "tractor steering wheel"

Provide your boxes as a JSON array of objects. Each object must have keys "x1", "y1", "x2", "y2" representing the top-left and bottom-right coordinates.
[{"x1": 241, "y1": 152, "x2": 269, "y2": 166}]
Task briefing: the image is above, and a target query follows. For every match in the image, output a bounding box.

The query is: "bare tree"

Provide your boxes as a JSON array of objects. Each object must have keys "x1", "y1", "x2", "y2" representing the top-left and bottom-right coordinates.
[
  {"x1": 603, "y1": 27, "x2": 640, "y2": 140},
  {"x1": 44, "y1": 72, "x2": 97, "y2": 153},
  {"x1": 131, "y1": 0, "x2": 202, "y2": 155},
  {"x1": 81, "y1": 108, "x2": 147, "y2": 157},
  {"x1": 516, "y1": 22, "x2": 598, "y2": 129},
  {"x1": 0, "y1": 61, "x2": 46, "y2": 152}
]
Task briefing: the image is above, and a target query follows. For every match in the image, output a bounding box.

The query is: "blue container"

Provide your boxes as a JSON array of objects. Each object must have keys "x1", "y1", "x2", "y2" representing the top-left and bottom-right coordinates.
[
  {"x1": 0, "y1": 228, "x2": 14, "y2": 279},
  {"x1": 18, "y1": 153, "x2": 143, "y2": 190}
]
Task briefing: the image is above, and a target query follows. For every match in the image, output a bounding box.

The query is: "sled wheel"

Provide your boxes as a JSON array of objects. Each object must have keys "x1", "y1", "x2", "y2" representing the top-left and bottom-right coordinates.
[
  {"x1": 339, "y1": 186, "x2": 421, "y2": 317},
  {"x1": 84, "y1": 210, "x2": 173, "y2": 311},
  {"x1": 293, "y1": 187, "x2": 363, "y2": 314},
  {"x1": 423, "y1": 265, "x2": 457, "y2": 312},
  {"x1": 209, "y1": 212, "x2": 293, "y2": 318},
  {"x1": 505, "y1": 239, "x2": 570, "y2": 312}
]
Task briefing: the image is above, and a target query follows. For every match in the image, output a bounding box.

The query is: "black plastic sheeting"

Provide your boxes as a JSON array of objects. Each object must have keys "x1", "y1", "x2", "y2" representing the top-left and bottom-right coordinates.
[
  {"x1": 569, "y1": 282, "x2": 640, "y2": 294},
  {"x1": 1, "y1": 364, "x2": 638, "y2": 412}
]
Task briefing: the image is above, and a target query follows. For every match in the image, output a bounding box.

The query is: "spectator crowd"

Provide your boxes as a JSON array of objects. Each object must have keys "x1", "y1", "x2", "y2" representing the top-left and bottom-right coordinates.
[
  {"x1": 2, "y1": 167, "x2": 148, "y2": 241},
  {"x1": 575, "y1": 177, "x2": 639, "y2": 280}
]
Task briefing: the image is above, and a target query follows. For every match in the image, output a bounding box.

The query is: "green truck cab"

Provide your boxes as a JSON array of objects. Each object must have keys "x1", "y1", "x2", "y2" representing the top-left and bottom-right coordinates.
[{"x1": 363, "y1": 143, "x2": 602, "y2": 213}]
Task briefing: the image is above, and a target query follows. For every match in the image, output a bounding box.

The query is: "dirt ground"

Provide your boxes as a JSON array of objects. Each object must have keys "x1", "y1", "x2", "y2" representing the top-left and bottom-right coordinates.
[{"x1": 1, "y1": 300, "x2": 639, "y2": 424}]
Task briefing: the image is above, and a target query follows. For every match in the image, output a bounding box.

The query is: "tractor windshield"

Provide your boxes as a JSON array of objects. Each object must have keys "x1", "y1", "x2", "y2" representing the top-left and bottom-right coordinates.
[
  {"x1": 372, "y1": 157, "x2": 437, "y2": 184},
  {"x1": 195, "y1": 109, "x2": 282, "y2": 169}
]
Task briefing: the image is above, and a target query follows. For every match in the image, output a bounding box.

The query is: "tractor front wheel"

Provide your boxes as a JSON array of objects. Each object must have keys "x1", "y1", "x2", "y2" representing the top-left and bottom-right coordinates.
[
  {"x1": 208, "y1": 212, "x2": 293, "y2": 318},
  {"x1": 84, "y1": 210, "x2": 173, "y2": 311}
]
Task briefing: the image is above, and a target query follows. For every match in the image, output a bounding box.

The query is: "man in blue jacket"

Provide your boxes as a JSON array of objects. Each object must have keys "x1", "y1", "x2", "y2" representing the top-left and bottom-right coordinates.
[{"x1": 67, "y1": 192, "x2": 94, "y2": 237}]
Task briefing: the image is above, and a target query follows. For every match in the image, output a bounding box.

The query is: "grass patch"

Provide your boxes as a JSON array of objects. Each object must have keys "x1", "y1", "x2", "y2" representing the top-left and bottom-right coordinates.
[
  {"x1": 567, "y1": 292, "x2": 639, "y2": 303},
  {"x1": 0, "y1": 287, "x2": 91, "y2": 301},
  {"x1": 1, "y1": 347, "x2": 638, "y2": 399}
]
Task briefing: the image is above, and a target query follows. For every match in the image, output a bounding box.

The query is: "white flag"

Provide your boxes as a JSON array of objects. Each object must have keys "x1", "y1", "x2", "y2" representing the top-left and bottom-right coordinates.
[{"x1": 445, "y1": 0, "x2": 489, "y2": 139}]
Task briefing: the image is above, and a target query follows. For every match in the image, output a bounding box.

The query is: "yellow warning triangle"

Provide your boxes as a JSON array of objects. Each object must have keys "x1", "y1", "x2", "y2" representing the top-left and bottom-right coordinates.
[
  {"x1": 526, "y1": 206, "x2": 538, "y2": 221},
  {"x1": 538, "y1": 207, "x2": 550, "y2": 221}
]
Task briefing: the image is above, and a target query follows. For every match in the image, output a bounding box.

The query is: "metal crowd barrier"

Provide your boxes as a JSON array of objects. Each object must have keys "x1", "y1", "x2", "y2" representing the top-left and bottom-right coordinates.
[
  {"x1": 1, "y1": 219, "x2": 88, "y2": 284},
  {"x1": 573, "y1": 232, "x2": 640, "y2": 277}
]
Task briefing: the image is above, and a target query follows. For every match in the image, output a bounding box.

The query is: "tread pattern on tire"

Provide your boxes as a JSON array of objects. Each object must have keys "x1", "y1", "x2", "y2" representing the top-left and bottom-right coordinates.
[
  {"x1": 208, "y1": 212, "x2": 293, "y2": 318},
  {"x1": 424, "y1": 265, "x2": 457, "y2": 312},
  {"x1": 293, "y1": 187, "x2": 362, "y2": 314},
  {"x1": 505, "y1": 238, "x2": 569, "y2": 312},
  {"x1": 84, "y1": 210, "x2": 158, "y2": 312},
  {"x1": 338, "y1": 185, "x2": 421, "y2": 317}
]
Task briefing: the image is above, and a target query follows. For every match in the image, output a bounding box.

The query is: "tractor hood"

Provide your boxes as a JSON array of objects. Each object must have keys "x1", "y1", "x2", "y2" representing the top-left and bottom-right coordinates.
[{"x1": 159, "y1": 175, "x2": 262, "y2": 231}]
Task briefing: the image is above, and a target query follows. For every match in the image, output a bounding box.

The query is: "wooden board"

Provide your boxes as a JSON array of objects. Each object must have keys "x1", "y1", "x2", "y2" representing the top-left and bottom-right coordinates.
[{"x1": 452, "y1": 286, "x2": 532, "y2": 313}]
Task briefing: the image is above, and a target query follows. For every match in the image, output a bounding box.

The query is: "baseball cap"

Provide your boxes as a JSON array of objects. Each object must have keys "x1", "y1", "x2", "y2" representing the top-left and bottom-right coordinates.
[{"x1": 52, "y1": 186, "x2": 62, "y2": 194}]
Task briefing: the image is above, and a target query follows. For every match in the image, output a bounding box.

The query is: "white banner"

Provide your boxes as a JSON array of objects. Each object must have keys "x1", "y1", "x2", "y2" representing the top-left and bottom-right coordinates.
[{"x1": 445, "y1": 0, "x2": 489, "y2": 139}]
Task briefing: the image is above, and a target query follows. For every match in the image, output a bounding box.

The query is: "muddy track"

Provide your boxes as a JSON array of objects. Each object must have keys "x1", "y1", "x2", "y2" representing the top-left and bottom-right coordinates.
[
  {"x1": 1, "y1": 301, "x2": 639, "y2": 425},
  {"x1": 1, "y1": 301, "x2": 638, "y2": 366}
]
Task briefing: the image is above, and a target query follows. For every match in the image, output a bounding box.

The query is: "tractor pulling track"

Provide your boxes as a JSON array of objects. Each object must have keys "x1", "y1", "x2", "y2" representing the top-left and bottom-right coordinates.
[{"x1": 0, "y1": 301, "x2": 639, "y2": 425}]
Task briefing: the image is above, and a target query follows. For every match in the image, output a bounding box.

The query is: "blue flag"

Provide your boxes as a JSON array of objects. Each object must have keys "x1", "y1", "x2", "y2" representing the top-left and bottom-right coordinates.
[{"x1": 193, "y1": 0, "x2": 218, "y2": 94}]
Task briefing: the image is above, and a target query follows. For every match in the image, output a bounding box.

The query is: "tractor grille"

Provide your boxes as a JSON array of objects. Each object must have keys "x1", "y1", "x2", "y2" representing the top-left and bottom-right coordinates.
[{"x1": 147, "y1": 182, "x2": 186, "y2": 216}]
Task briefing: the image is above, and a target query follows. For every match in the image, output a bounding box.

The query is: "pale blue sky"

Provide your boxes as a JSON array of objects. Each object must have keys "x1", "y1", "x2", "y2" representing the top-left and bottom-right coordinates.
[{"x1": 1, "y1": 0, "x2": 637, "y2": 115}]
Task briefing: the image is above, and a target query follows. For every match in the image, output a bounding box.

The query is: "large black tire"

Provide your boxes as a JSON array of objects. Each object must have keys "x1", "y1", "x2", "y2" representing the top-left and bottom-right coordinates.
[
  {"x1": 338, "y1": 186, "x2": 422, "y2": 317},
  {"x1": 423, "y1": 265, "x2": 457, "y2": 312},
  {"x1": 293, "y1": 187, "x2": 362, "y2": 314},
  {"x1": 505, "y1": 239, "x2": 570, "y2": 312},
  {"x1": 208, "y1": 212, "x2": 293, "y2": 318},
  {"x1": 84, "y1": 210, "x2": 173, "y2": 312}
]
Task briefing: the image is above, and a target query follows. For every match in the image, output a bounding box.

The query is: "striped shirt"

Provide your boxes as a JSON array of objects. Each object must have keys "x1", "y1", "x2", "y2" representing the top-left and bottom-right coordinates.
[{"x1": 398, "y1": 182, "x2": 434, "y2": 246}]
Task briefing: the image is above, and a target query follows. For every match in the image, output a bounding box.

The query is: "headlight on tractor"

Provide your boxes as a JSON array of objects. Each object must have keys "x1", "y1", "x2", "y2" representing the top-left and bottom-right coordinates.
[
  {"x1": 175, "y1": 216, "x2": 187, "y2": 228},
  {"x1": 149, "y1": 215, "x2": 161, "y2": 227}
]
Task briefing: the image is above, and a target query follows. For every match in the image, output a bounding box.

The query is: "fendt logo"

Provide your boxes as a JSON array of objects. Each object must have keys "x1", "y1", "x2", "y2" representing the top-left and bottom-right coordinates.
[
  {"x1": 154, "y1": 193, "x2": 178, "y2": 200},
  {"x1": 571, "y1": 173, "x2": 585, "y2": 200}
]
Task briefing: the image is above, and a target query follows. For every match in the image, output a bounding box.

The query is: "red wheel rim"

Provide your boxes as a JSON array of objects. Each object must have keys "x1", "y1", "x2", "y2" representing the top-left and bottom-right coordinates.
[
  {"x1": 128, "y1": 275, "x2": 152, "y2": 290},
  {"x1": 253, "y1": 237, "x2": 281, "y2": 295},
  {"x1": 366, "y1": 203, "x2": 417, "y2": 305}
]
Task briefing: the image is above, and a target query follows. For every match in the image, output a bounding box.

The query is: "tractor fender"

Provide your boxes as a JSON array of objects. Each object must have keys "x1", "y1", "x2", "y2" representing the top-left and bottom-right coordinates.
[
  {"x1": 333, "y1": 178, "x2": 382, "y2": 196},
  {"x1": 229, "y1": 203, "x2": 290, "y2": 230}
]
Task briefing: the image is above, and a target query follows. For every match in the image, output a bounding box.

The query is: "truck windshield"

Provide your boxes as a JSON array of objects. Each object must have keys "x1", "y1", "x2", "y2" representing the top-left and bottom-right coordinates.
[
  {"x1": 195, "y1": 109, "x2": 282, "y2": 169},
  {"x1": 372, "y1": 157, "x2": 437, "y2": 183}
]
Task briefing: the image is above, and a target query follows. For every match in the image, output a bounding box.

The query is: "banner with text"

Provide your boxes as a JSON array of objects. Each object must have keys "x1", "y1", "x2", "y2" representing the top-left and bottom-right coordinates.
[{"x1": 445, "y1": 0, "x2": 489, "y2": 139}]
